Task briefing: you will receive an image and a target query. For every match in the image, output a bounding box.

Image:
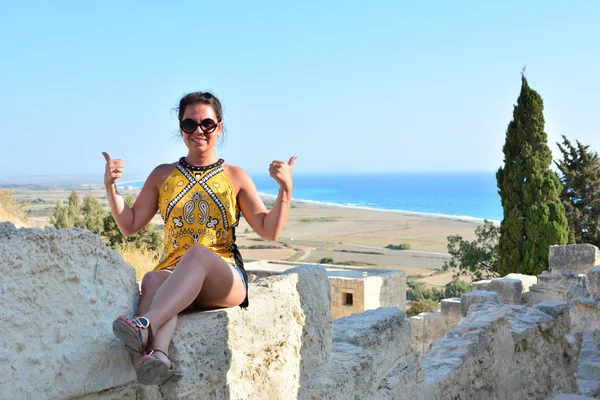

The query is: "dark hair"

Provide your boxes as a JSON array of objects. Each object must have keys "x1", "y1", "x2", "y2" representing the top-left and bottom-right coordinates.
[
  {"x1": 176, "y1": 91, "x2": 226, "y2": 145},
  {"x1": 176, "y1": 91, "x2": 224, "y2": 122}
]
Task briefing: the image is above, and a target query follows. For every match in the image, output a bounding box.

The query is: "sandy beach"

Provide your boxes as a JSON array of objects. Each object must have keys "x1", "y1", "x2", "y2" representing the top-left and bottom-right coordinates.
[{"x1": 5, "y1": 185, "x2": 480, "y2": 287}]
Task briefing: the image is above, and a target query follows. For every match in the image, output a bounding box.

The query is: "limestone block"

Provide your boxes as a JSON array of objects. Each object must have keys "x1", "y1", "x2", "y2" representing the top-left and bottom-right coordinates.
[
  {"x1": 530, "y1": 270, "x2": 581, "y2": 304},
  {"x1": 549, "y1": 244, "x2": 600, "y2": 273},
  {"x1": 471, "y1": 279, "x2": 492, "y2": 291},
  {"x1": 71, "y1": 387, "x2": 140, "y2": 400},
  {"x1": 489, "y1": 278, "x2": 523, "y2": 304},
  {"x1": 410, "y1": 311, "x2": 452, "y2": 356},
  {"x1": 440, "y1": 297, "x2": 462, "y2": 320},
  {"x1": 303, "y1": 307, "x2": 423, "y2": 400},
  {"x1": 549, "y1": 394, "x2": 597, "y2": 400},
  {"x1": 577, "y1": 331, "x2": 600, "y2": 397},
  {"x1": 460, "y1": 290, "x2": 499, "y2": 316},
  {"x1": 504, "y1": 273, "x2": 538, "y2": 292},
  {"x1": 158, "y1": 265, "x2": 332, "y2": 400},
  {"x1": 586, "y1": 266, "x2": 600, "y2": 299},
  {"x1": 570, "y1": 298, "x2": 600, "y2": 333},
  {"x1": 332, "y1": 308, "x2": 410, "y2": 387},
  {"x1": 410, "y1": 315, "x2": 425, "y2": 355},
  {"x1": 532, "y1": 300, "x2": 570, "y2": 318},
  {"x1": 0, "y1": 223, "x2": 139, "y2": 400},
  {"x1": 422, "y1": 303, "x2": 579, "y2": 399},
  {"x1": 567, "y1": 282, "x2": 591, "y2": 301},
  {"x1": 521, "y1": 291, "x2": 532, "y2": 307}
]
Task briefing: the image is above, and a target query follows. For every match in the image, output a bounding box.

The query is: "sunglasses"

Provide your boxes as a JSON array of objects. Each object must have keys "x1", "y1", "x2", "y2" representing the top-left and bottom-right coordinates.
[{"x1": 180, "y1": 118, "x2": 221, "y2": 134}]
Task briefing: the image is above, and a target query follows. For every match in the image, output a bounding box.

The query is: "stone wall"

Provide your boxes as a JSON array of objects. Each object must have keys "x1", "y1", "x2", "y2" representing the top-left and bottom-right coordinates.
[
  {"x1": 329, "y1": 277, "x2": 365, "y2": 319},
  {"x1": 421, "y1": 302, "x2": 581, "y2": 400},
  {"x1": 530, "y1": 244, "x2": 600, "y2": 305},
  {"x1": 0, "y1": 223, "x2": 419, "y2": 400},
  {"x1": 2, "y1": 223, "x2": 591, "y2": 400},
  {"x1": 363, "y1": 272, "x2": 406, "y2": 313}
]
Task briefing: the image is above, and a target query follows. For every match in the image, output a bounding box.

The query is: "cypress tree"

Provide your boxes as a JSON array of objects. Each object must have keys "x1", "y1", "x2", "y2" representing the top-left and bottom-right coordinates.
[
  {"x1": 496, "y1": 75, "x2": 568, "y2": 276},
  {"x1": 555, "y1": 136, "x2": 600, "y2": 247}
]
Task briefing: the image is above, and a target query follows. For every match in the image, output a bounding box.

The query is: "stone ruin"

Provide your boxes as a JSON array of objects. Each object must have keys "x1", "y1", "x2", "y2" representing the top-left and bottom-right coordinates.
[
  {"x1": 410, "y1": 243, "x2": 600, "y2": 398},
  {"x1": 1, "y1": 222, "x2": 598, "y2": 399}
]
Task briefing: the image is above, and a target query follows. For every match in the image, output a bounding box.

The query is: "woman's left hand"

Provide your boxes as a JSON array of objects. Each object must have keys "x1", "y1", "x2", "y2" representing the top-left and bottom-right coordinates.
[{"x1": 269, "y1": 156, "x2": 297, "y2": 192}]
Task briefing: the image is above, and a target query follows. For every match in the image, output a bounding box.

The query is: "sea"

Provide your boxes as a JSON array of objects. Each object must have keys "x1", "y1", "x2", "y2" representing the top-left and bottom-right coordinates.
[{"x1": 122, "y1": 172, "x2": 502, "y2": 223}]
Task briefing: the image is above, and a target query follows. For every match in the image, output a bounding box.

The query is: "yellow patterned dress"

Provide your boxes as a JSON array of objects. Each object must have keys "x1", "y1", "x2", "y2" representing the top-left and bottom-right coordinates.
[{"x1": 154, "y1": 157, "x2": 248, "y2": 307}]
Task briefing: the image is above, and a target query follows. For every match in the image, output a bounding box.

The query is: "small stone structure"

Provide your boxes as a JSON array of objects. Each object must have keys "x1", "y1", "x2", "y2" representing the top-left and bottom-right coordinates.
[{"x1": 245, "y1": 260, "x2": 406, "y2": 319}]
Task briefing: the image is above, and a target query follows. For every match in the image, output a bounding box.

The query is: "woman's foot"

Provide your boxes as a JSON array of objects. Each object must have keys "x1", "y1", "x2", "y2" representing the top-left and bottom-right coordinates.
[
  {"x1": 112, "y1": 316, "x2": 153, "y2": 354},
  {"x1": 137, "y1": 349, "x2": 182, "y2": 385}
]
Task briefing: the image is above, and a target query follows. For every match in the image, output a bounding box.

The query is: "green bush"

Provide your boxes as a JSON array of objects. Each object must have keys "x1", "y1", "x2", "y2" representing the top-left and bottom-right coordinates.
[
  {"x1": 406, "y1": 279, "x2": 445, "y2": 302},
  {"x1": 49, "y1": 190, "x2": 162, "y2": 252},
  {"x1": 407, "y1": 299, "x2": 438, "y2": 317},
  {"x1": 444, "y1": 280, "x2": 471, "y2": 298},
  {"x1": 386, "y1": 243, "x2": 411, "y2": 250},
  {"x1": 319, "y1": 257, "x2": 334, "y2": 264}
]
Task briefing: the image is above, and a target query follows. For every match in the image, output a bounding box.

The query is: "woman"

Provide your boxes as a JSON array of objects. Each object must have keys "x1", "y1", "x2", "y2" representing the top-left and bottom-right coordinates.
[{"x1": 103, "y1": 91, "x2": 296, "y2": 385}]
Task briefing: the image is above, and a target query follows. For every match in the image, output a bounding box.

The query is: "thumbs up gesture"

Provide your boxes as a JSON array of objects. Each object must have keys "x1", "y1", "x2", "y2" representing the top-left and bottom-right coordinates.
[
  {"x1": 102, "y1": 152, "x2": 125, "y2": 186},
  {"x1": 269, "y1": 156, "x2": 297, "y2": 192}
]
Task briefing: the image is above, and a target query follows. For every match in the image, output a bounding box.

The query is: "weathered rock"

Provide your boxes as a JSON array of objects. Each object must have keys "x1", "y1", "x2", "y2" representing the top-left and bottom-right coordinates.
[
  {"x1": 440, "y1": 297, "x2": 462, "y2": 321},
  {"x1": 158, "y1": 265, "x2": 332, "y2": 400},
  {"x1": 489, "y1": 278, "x2": 523, "y2": 304},
  {"x1": 549, "y1": 394, "x2": 598, "y2": 400},
  {"x1": 0, "y1": 223, "x2": 139, "y2": 400},
  {"x1": 571, "y1": 298, "x2": 600, "y2": 333},
  {"x1": 577, "y1": 330, "x2": 600, "y2": 397},
  {"x1": 504, "y1": 273, "x2": 538, "y2": 292},
  {"x1": 521, "y1": 291, "x2": 532, "y2": 307},
  {"x1": 549, "y1": 244, "x2": 600, "y2": 273},
  {"x1": 460, "y1": 290, "x2": 499, "y2": 316},
  {"x1": 302, "y1": 307, "x2": 423, "y2": 400},
  {"x1": 567, "y1": 282, "x2": 591, "y2": 301},
  {"x1": 410, "y1": 311, "x2": 451, "y2": 356},
  {"x1": 586, "y1": 266, "x2": 600, "y2": 299},
  {"x1": 471, "y1": 280, "x2": 492, "y2": 291},
  {"x1": 422, "y1": 303, "x2": 579, "y2": 400},
  {"x1": 530, "y1": 270, "x2": 582, "y2": 304}
]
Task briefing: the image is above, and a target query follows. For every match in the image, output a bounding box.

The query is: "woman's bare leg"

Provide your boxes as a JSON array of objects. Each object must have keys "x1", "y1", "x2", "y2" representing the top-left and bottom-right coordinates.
[
  {"x1": 142, "y1": 244, "x2": 246, "y2": 332},
  {"x1": 137, "y1": 271, "x2": 178, "y2": 366}
]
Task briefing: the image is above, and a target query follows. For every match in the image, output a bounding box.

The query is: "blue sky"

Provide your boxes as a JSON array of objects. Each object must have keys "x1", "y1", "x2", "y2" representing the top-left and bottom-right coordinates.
[{"x1": 0, "y1": 1, "x2": 598, "y2": 179}]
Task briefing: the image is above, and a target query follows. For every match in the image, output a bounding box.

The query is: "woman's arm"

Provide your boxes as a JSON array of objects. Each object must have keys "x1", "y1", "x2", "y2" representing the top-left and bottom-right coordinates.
[
  {"x1": 234, "y1": 157, "x2": 296, "y2": 241},
  {"x1": 102, "y1": 152, "x2": 165, "y2": 236}
]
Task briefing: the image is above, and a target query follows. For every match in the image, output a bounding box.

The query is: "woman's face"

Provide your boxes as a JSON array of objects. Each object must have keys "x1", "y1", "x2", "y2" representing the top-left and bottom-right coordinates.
[{"x1": 180, "y1": 103, "x2": 222, "y2": 153}]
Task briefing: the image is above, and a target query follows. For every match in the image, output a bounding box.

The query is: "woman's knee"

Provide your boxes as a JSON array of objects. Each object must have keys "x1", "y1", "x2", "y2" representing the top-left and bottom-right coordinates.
[
  {"x1": 185, "y1": 244, "x2": 212, "y2": 260},
  {"x1": 141, "y1": 271, "x2": 169, "y2": 294}
]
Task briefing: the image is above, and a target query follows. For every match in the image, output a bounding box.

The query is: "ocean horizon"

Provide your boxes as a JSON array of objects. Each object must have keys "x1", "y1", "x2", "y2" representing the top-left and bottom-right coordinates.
[{"x1": 120, "y1": 171, "x2": 502, "y2": 223}]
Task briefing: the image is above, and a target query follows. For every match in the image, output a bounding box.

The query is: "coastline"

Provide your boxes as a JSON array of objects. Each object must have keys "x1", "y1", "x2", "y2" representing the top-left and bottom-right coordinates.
[
  {"x1": 4, "y1": 184, "x2": 482, "y2": 287},
  {"x1": 257, "y1": 192, "x2": 499, "y2": 224}
]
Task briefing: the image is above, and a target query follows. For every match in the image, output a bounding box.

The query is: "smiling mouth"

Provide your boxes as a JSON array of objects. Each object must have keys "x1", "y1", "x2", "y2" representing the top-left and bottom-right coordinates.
[{"x1": 190, "y1": 137, "x2": 207, "y2": 143}]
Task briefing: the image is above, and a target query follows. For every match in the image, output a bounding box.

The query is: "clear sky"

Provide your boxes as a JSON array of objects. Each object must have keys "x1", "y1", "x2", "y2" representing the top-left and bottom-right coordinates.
[{"x1": 0, "y1": 1, "x2": 598, "y2": 179}]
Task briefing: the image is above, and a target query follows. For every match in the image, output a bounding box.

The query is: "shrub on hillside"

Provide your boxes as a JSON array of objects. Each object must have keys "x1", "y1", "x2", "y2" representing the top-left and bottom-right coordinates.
[
  {"x1": 444, "y1": 280, "x2": 471, "y2": 298},
  {"x1": 407, "y1": 299, "x2": 438, "y2": 317},
  {"x1": 406, "y1": 279, "x2": 445, "y2": 302},
  {"x1": 0, "y1": 190, "x2": 29, "y2": 222},
  {"x1": 386, "y1": 243, "x2": 411, "y2": 250},
  {"x1": 49, "y1": 190, "x2": 162, "y2": 252}
]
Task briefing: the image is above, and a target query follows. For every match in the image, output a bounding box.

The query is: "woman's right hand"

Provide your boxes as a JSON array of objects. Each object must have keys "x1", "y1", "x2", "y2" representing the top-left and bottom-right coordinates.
[{"x1": 102, "y1": 152, "x2": 124, "y2": 186}]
